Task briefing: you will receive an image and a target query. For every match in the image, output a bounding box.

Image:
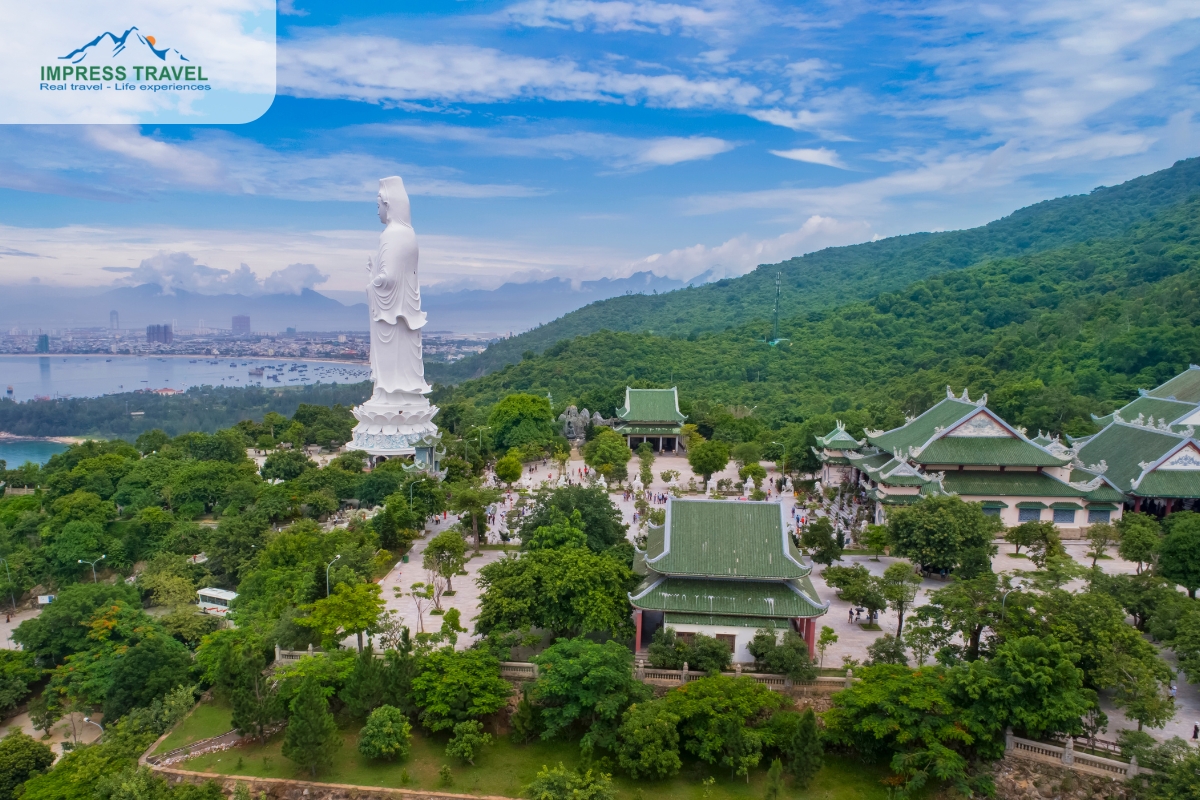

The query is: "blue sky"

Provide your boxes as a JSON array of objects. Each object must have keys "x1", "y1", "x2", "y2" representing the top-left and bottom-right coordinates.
[{"x1": 1, "y1": 0, "x2": 1198, "y2": 295}]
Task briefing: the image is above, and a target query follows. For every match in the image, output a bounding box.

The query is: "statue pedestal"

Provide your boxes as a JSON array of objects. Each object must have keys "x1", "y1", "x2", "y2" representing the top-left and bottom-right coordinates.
[{"x1": 350, "y1": 389, "x2": 441, "y2": 467}]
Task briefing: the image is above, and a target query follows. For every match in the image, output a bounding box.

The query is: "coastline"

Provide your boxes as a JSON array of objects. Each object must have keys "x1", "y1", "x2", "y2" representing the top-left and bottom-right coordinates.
[
  {"x1": 0, "y1": 432, "x2": 87, "y2": 445},
  {"x1": 0, "y1": 353, "x2": 369, "y2": 367}
]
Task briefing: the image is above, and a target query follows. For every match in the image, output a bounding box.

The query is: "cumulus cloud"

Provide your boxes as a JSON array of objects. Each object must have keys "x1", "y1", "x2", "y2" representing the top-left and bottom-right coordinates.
[
  {"x1": 104, "y1": 252, "x2": 328, "y2": 295},
  {"x1": 367, "y1": 123, "x2": 735, "y2": 169},
  {"x1": 278, "y1": 35, "x2": 762, "y2": 108},
  {"x1": 630, "y1": 215, "x2": 874, "y2": 280},
  {"x1": 769, "y1": 147, "x2": 847, "y2": 168}
]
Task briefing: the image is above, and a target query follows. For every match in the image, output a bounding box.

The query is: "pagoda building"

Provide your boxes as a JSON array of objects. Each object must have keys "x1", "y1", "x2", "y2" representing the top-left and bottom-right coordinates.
[
  {"x1": 630, "y1": 498, "x2": 828, "y2": 662},
  {"x1": 847, "y1": 388, "x2": 1125, "y2": 535},
  {"x1": 812, "y1": 421, "x2": 865, "y2": 485},
  {"x1": 613, "y1": 387, "x2": 687, "y2": 453}
]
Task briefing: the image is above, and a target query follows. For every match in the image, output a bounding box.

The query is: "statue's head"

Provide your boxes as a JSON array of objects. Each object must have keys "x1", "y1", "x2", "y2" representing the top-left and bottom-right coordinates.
[{"x1": 377, "y1": 176, "x2": 411, "y2": 226}]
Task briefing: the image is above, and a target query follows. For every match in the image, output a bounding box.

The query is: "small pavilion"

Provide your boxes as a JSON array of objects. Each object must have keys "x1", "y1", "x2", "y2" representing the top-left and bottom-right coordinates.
[
  {"x1": 630, "y1": 498, "x2": 828, "y2": 662},
  {"x1": 613, "y1": 387, "x2": 687, "y2": 452},
  {"x1": 813, "y1": 421, "x2": 865, "y2": 485}
]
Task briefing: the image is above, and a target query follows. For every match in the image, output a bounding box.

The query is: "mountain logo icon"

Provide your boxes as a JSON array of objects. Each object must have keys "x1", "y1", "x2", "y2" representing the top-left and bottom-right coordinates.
[{"x1": 60, "y1": 26, "x2": 189, "y2": 64}]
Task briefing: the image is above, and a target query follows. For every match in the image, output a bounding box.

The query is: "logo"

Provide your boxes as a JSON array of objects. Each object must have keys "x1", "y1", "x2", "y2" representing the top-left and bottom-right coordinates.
[
  {"x1": 40, "y1": 25, "x2": 209, "y2": 87},
  {"x1": 60, "y1": 26, "x2": 188, "y2": 64}
]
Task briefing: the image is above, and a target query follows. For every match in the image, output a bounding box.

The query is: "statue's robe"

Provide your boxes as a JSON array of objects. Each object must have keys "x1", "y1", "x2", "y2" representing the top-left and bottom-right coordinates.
[{"x1": 367, "y1": 220, "x2": 431, "y2": 396}]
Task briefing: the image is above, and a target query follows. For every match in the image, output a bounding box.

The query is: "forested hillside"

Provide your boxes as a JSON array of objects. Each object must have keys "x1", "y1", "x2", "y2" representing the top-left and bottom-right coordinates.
[
  {"x1": 435, "y1": 195, "x2": 1200, "y2": 438},
  {"x1": 0, "y1": 382, "x2": 371, "y2": 439},
  {"x1": 428, "y1": 157, "x2": 1200, "y2": 383}
]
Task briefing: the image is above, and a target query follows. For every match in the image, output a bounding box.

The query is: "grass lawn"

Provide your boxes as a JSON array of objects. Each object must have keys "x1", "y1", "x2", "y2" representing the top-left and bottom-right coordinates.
[
  {"x1": 155, "y1": 699, "x2": 234, "y2": 754},
  {"x1": 182, "y1": 717, "x2": 900, "y2": 799}
]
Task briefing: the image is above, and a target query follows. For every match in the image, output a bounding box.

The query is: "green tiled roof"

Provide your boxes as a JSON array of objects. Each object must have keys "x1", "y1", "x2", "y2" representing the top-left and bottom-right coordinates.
[
  {"x1": 1101, "y1": 396, "x2": 1198, "y2": 426},
  {"x1": 647, "y1": 499, "x2": 808, "y2": 579},
  {"x1": 1133, "y1": 470, "x2": 1200, "y2": 498},
  {"x1": 1074, "y1": 423, "x2": 1184, "y2": 494},
  {"x1": 848, "y1": 451, "x2": 892, "y2": 470},
  {"x1": 631, "y1": 576, "x2": 827, "y2": 618},
  {"x1": 645, "y1": 524, "x2": 666, "y2": 560},
  {"x1": 1050, "y1": 502, "x2": 1083, "y2": 509},
  {"x1": 868, "y1": 397, "x2": 979, "y2": 452},
  {"x1": 1148, "y1": 366, "x2": 1200, "y2": 403},
  {"x1": 866, "y1": 459, "x2": 933, "y2": 487},
  {"x1": 816, "y1": 423, "x2": 862, "y2": 449},
  {"x1": 616, "y1": 388, "x2": 686, "y2": 424},
  {"x1": 916, "y1": 437, "x2": 1068, "y2": 467},
  {"x1": 665, "y1": 613, "x2": 793, "y2": 628},
  {"x1": 816, "y1": 453, "x2": 852, "y2": 466},
  {"x1": 939, "y1": 470, "x2": 1085, "y2": 497},
  {"x1": 1066, "y1": 470, "x2": 1127, "y2": 502},
  {"x1": 878, "y1": 493, "x2": 924, "y2": 505}
]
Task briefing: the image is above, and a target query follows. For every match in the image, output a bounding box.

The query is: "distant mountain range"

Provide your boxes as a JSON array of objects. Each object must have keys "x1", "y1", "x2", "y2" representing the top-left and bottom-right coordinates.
[{"x1": 0, "y1": 270, "x2": 696, "y2": 335}]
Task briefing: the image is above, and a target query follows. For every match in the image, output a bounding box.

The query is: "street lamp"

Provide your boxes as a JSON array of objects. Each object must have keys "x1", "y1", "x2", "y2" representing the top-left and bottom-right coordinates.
[
  {"x1": 409, "y1": 478, "x2": 426, "y2": 507},
  {"x1": 467, "y1": 425, "x2": 491, "y2": 454},
  {"x1": 83, "y1": 717, "x2": 103, "y2": 734},
  {"x1": 325, "y1": 554, "x2": 342, "y2": 597},
  {"x1": 78, "y1": 555, "x2": 105, "y2": 583},
  {"x1": 1000, "y1": 580, "x2": 1026, "y2": 621},
  {"x1": 0, "y1": 558, "x2": 15, "y2": 614}
]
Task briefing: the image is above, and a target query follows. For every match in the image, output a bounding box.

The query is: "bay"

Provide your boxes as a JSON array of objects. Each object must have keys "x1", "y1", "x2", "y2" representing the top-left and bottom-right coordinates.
[
  {"x1": 0, "y1": 439, "x2": 67, "y2": 467},
  {"x1": 0, "y1": 355, "x2": 371, "y2": 403}
]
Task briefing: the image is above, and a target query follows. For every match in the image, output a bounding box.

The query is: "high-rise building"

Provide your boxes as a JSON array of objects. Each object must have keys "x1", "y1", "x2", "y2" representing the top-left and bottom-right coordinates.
[
  {"x1": 232, "y1": 315, "x2": 251, "y2": 335},
  {"x1": 109, "y1": 310, "x2": 119, "y2": 330},
  {"x1": 35, "y1": 334, "x2": 49, "y2": 353},
  {"x1": 146, "y1": 324, "x2": 173, "y2": 344}
]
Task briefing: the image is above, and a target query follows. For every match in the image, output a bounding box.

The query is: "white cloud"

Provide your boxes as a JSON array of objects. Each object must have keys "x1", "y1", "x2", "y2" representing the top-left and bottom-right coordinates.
[
  {"x1": 102, "y1": 252, "x2": 330, "y2": 295},
  {"x1": 500, "y1": 0, "x2": 735, "y2": 36},
  {"x1": 632, "y1": 215, "x2": 874, "y2": 280},
  {"x1": 769, "y1": 147, "x2": 846, "y2": 168},
  {"x1": 263, "y1": 263, "x2": 329, "y2": 294},
  {"x1": 278, "y1": 35, "x2": 762, "y2": 108},
  {"x1": 0, "y1": 126, "x2": 541, "y2": 202},
  {"x1": 367, "y1": 123, "x2": 734, "y2": 169}
]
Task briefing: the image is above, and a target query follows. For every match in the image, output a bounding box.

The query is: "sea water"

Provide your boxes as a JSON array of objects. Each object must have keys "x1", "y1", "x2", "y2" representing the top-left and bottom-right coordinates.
[
  {"x1": 0, "y1": 439, "x2": 67, "y2": 467},
  {"x1": 0, "y1": 355, "x2": 370, "y2": 402}
]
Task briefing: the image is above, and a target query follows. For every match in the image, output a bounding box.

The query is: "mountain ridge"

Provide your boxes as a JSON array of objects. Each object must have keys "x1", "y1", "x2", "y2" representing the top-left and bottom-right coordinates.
[{"x1": 427, "y1": 157, "x2": 1200, "y2": 385}]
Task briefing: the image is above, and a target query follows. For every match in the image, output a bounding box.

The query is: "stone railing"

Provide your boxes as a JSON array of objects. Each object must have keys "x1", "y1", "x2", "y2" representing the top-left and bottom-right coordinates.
[
  {"x1": 152, "y1": 766, "x2": 522, "y2": 800},
  {"x1": 274, "y1": 644, "x2": 323, "y2": 664},
  {"x1": 1005, "y1": 729, "x2": 1150, "y2": 781},
  {"x1": 636, "y1": 663, "x2": 856, "y2": 695},
  {"x1": 143, "y1": 730, "x2": 242, "y2": 767},
  {"x1": 499, "y1": 662, "x2": 539, "y2": 681}
]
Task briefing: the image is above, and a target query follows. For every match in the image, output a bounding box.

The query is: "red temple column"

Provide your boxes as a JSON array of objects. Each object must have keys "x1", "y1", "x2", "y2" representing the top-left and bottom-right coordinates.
[
  {"x1": 804, "y1": 618, "x2": 816, "y2": 660},
  {"x1": 1133, "y1": 497, "x2": 1142, "y2": 512},
  {"x1": 633, "y1": 609, "x2": 644, "y2": 653},
  {"x1": 1165, "y1": 498, "x2": 1174, "y2": 515}
]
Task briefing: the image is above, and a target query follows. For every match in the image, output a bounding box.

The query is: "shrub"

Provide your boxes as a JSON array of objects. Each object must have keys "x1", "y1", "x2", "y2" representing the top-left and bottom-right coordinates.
[
  {"x1": 358, "y1": 705, "x2": 412, "y2": 761},
  {"x1": 445, "y1": 720, "x2": 492, "y2": 765}
]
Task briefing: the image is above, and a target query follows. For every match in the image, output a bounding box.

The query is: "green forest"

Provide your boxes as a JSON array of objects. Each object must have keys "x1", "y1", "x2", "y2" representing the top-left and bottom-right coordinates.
[
  {"x1": 428, "y1": 156, "x2": 1200, "y2": 382},
  {"x1": 435, "y1": 192, "x2": 1200, "y2": 444},
  {"x1": 0, "y1": 382, "x2": 371, "y2": 439}
]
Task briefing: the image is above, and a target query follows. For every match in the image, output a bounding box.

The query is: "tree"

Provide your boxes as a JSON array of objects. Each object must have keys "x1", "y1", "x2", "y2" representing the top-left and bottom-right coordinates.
[
  {"x1": 14, "y1": 582, "x2": 139, "y2": 663},
  {"x1": 524, "y1": 763, "x2": 615, "y2": 800},
  {"x1": 447, "y1": 481, "x2": 502, "y2": 553},
  {"x1": 298, "y1": 581, "x2": 385, "y2": 651},
  {"x1": 955, "y1": 635, "x2": 1093, "y2": 744},
  {"x1": 1109, "y1": 653, "x2": 1174, "y2": 731},
  {"x1": 659, "y1": 676, "x2": 787, "y2": 781},
  {"x1": 582, "y1": 428, "x2": 632, "y2": 481},
  {"x1": 688, "y1": 439, "x2": 729, "y2": 483},
  {"x1": 409, "y1": 648, "x2": 510, "y2": 732},
  {"x1": 523, "y1": 508, "x2": 588, "y2": 551},
  {"x1": 880, "y1": 562, "x2": 922, "y2": 636},
  {"x1": 910, "y1": 571, "x2": 1002, "y2": 662},
  {"x1": 645, "y1": 628, "x2": 730, "y2": 674},
  {"x1": 358, "y1": 705, "x2": 412, "y2": 761},
  {"x1": 864, "y1": 524, "x2": 890, "y2": 561},
  {"x1": 764, "y1": 758, "x2": 784, "y2": 800},
  {"x1": 1118, "y1": 513, "x2": 1161, "y2": 574},
  {"x1": 518, "y1": 486, "x2": 628, "y2": 552},
  {"x1": 282, "y1": 677, "x2": 341, "y2": 777},
  {"x1": 1085, "y1": 522, "x2": 1118, "y2": 567},
  {"x1": 782, "y1": 708, "x2": 823, "y2": 788},
  {"x1": 489, "y1": 394, "x2": 557, "y2": 451},
  {"x1": 887, "y1": 496, "x2": 1000, "y2": 574},
  {"x1": 866, "y1": 634, "x2": 908, "y2": 666},
  {"x1": 800, "y1": 517, "x2": 842, "y2": 567},
  {"x1": 260, "y1": 449, "x2": 316, "y2": 481},
  {"x1": 340, "y1": 646, "x2": 386, "y2": 720},
  {"x1": 1014, "y1": 521, "x2": 1064, "y2": 568},
  {"x1": 615, "y1": 702, "x2": 681, "y2": 779},
  {"x1": 0, "y1": 729, "x2": 54, "y2": 800},
  {"x1": 445, "y1": 720, "x2": 492, "y2": 765},
  {"x1": 495, "y1": 454, "x2": 522, "y2": 485},
  {"x1": 195, "y1": 628, "x2": 279, "y2": 739},
  {"x1": 1158, "y1": 515, "x2": 1200, "y2": 598},
  {"x1": 746, "y1": 629, "x2": 815, "y2": 680},
  {"x1": 104, "y1": 634, "x2": 196, "y2": 720},
  {"x1": 0, "y1": 651, "x2": 41, "y2": 719},
  {"x1": 423, "y1": 530, "x2": 468, "y2": 593},
  {"x1": 530, "y1": 638, "x2": 650, "y2": 753},
  {"x1": 1005, "y1": 521, "x2": 1038, "y2": 555},
  {"x1": 816, "y1": 626, "x2": 838, "y2": 670},
  {"x1": 475, "y1": 548, "x2": 634, "y2": 639}
]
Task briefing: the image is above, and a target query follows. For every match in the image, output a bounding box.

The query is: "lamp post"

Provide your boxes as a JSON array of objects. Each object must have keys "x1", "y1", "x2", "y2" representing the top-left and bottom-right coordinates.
[
  {"x1": 83, "y1": 717, "x2": 103, "y2": 735},
  {"x1": 409, "y1": 478, "x2": 425, "y2": 507},
  {"x1": 468, "y1": 425, "x2": 491, "y2": 456},
  {"x1": 1000, "y1": 581, "x2": 1025, "y2": 621},
  {"x1": 325, "y1": 554, "x2": 341, "y2": 597},
  {"x1": 78, "y1": 555, "x2": 105, "y2": 583},
  {"x1": 0, "y1": 558, "x2": 15, "y2": 614}
]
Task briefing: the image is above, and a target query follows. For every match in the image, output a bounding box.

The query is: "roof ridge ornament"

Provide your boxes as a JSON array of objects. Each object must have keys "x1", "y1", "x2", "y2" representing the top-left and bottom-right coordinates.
[
  {"x1": 1113, "y1": 411, "x2": 1124, "y2": 423},
  {"x1": 960, "y1": 388, "x2": 971, "y2": 402},
  {"x1": 946, "y1": 385, "x2": 954, "y2": 399},
  {"x1": 977, "y1": 393, "x2": 987, "y2": 407},
  {"x1": 1186, "y1": 426, "x2": 1196, "y2": 438}
]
